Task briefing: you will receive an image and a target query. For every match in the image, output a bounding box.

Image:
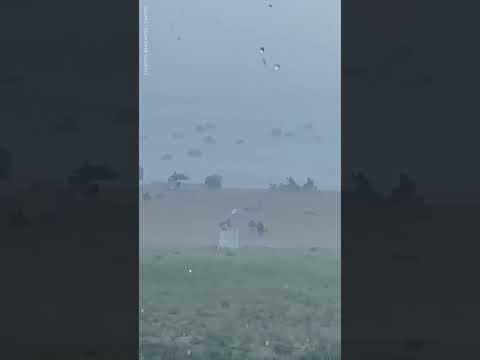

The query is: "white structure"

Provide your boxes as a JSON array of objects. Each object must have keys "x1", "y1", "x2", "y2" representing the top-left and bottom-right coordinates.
[{"x1": 218, "y1": 228, "x2": 239, "y2": 249}]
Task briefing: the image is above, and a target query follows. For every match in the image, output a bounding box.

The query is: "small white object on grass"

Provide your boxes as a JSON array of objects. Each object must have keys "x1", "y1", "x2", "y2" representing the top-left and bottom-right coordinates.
[
  {"x1": 188, "y1": 268, "x2": 192, "y2": 273},
  {"x1": 140, "y1": 308, "x2": 144, "y2": 313},
  {"x1": 187, "y1": 349, "x2": 192, "y2": 356},
  {"x1": 265, "y1": 340, "x2": 270, "y2": 347}
]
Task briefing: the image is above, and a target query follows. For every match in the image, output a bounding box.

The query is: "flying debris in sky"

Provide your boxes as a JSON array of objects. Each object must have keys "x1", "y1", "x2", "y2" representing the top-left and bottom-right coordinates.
[
  {"x1": 204, "y1": 121, "x2": 216, "y2": 130},
  {"x1": 260, "y1": 47, "x2": 265, "y2": 54},
  {"x1": 202, "y1": 135, "x2": 216, "y2": 144},
  {"x1": 274, "y1": 64, "x2": 280, "y2": 71},
  {"x1": 172, "y1": 131, "x2": 185, "y2": 139},
  {"x1": 195, "y1": 124, "x2": 206, "y2": 133},
  {"x1": 235, "y1": 139, "x2": 245, "y2": 144},
  {"x1": 271, "y1": 128, "x2": 283, "y2": 137},
  {"x1": 187, "y1": 149, "x2": 203, "y2": 158},
  {"x1": 161, "y1": 153, "x2": 173, "y2": 160},
  {"x1": 262, "y1": 58, "x2": 267, "y2": 66},
  {"x1": 268, "y1": 4, "x2": 273, "y2": 8}
]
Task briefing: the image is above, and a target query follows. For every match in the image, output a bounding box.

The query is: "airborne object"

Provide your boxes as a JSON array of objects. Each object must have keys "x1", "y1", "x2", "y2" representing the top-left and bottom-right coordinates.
[
  {"x1": 195, "y1": 124, "x2": 206, "y2": 133},
  {"x1": 271, "y1": 128, "x2": 282, "y2": 136},
  {"x1": 204, "y1": 121, "x2": 216, "y2": 130},
  {"x1": 187, "y1": 149, "x2": 202, "y2": 158},
  {"x1": 202, "y1": 135, "x2": 216, "y2": 144}
]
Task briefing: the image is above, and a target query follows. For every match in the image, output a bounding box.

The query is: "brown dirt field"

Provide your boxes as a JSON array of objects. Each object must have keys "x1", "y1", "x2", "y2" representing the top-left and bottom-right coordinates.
[{"x1": 140, "y1": 187, "x2": 340, "y2": 249}]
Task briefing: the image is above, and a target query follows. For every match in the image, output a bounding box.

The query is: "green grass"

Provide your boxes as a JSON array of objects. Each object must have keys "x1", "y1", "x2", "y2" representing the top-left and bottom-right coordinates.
[{"x1": 140, "y1": 247, "x2": 340, "y2": 360}]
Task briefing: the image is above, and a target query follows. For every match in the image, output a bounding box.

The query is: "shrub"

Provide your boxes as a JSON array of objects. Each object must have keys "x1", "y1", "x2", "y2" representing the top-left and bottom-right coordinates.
[{"x1": 205, "y1": 174, "x2": 223, "y2": 189}]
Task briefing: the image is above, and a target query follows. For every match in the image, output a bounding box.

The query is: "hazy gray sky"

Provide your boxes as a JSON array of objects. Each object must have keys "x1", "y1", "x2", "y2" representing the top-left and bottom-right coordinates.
[{"x1": 140, "y1": 0, "x2": 340, "y2": 189}]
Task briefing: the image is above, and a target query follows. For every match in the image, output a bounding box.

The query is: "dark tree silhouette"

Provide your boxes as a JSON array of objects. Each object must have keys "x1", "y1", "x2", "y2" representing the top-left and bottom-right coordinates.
[
  {"x1": 68, "y1": 161, "x2": 119, "y2": 186},
  {"x1": 168, "y1": 172, "x2": 189, "y2": 189},
  {"x1": 0, "y1": 146, "x2": 12, "y2": 181},
  {"x1": 67, "y1": 161, "x2": 119, "y2": 199},
  {"x1": 302, "y1": 177, "x2": 318, "y2": 192},
  {"x1": 350, "y1": 171, "x2": 383, "y2": 204},
  {"x1": 389, "y1": 172, "x2": 422, "y2": 204},
  {"x1": 168, "y1": 172, "x2": 189, "y2": 183},
  {"x1": 278, "y1": 177, "x2": 301, "y2": 192},
  {"x1": 204, "y1": 174, "x2": 223, "y2": 189}
]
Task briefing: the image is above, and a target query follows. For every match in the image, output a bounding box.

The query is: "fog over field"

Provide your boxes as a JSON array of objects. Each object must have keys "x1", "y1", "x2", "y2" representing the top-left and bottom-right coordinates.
[
  {"x1": 139, "y1": 2, "x2": 340, "y2": 358},
  {"x1": 140, "y1": 0, "x2": 340, "y2": 190}
]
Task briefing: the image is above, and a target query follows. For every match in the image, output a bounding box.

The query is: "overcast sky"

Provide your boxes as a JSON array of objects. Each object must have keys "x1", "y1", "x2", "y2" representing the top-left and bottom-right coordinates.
[{"x1": 140, "y1": 0, "x2": 340, "y2": 189}]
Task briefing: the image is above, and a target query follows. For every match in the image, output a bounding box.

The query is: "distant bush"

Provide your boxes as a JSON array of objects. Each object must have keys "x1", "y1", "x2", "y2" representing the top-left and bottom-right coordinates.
[
  {"x1": 388, "y1": 172, "x2": 423, "y2": 205},
  {"x1": 67, "y1": 161, "x2": 119, "y2": 196},
  {"x1": 302, "y1": 177, "x2": 318, "y2": 192},
  {"x1": 168, "y1": 172, "x2": 189, "y2": 189},
  {"x1": 278, "y1": 177, "x2": 301, "y2": 191},
  {"x1": 271, "y1": 177, "x2": 318, "y2": 192},
  {"x1": 205, "y1": 174, "x2": 223, "y2": 189},
  {"x1": 168, "y1": 172, "x2": 189, "y2": 183},
  {"x1": 348, "y1": 171, "x2": 384, "y2": 204}
]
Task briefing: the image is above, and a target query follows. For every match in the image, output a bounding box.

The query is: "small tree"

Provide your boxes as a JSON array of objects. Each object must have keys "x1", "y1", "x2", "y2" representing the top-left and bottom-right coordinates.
[
  {"x1": 168, "y1": 172, "x2": 189, "y2": 189},
  {"x1": 350, "y1": 171, "x2": 383, "y2": 203},
  {"x1": 389, "y1": 172, "x2": 420, "y2": 204},
  {"x1": 279, "y1": 177, "x2": 301, "y2": 191},
  {"x1": 302, "y1": 177, "x2": 318, "y2": 192},
  {"x1": 205, "y1": 174, "x2": 223, "y2": 189}
]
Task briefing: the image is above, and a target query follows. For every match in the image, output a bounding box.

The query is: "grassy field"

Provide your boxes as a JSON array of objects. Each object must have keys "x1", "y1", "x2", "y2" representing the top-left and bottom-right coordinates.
[{"x1": 140, "y1": 247, "x2": 340, "y2": 360}]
